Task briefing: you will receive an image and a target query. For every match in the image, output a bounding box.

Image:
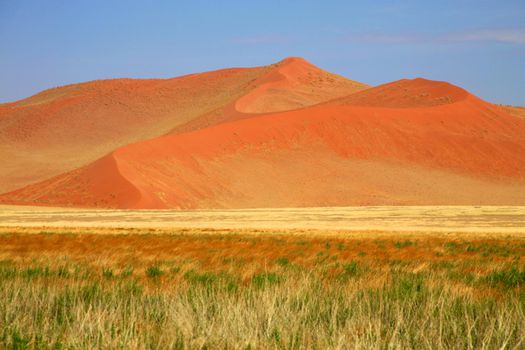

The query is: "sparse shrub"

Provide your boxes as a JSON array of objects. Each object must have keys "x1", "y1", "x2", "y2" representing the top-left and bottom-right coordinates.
[
  {"x1": 21, "y1": 266, "x2": 51, "y2": 278},
  {"x1": 120, "y1": 280, "x2": 143, "y2": 297},
  {"x1": 390, "y1": 273, "x2": 426, "y2": 298},
  {"x1": 57, "y1": 266, "x2": 70, "y2": 278},
  {"x1": 343, "y1": 261, "x2": 359, "y2": 275},
  {"x1": 444, "y1": 242, "x2": 459, "y2": 254},
  {"x1": 447, "y1": 271, "x2": 475, "y2": 285},
  {"x1": 0, "y1": 267, "x2": 17, "y2": 279},
  {"x1": 431, "y1": 261, "x2": 455, "y2": 270},
  {"x1": 10, "y1": 330, "x2": 30, "y2": 350},
  {"x1": 338, "y1": 261, "x2": 360, "y2": 281},
  {"x1": 121, "y1": 266, "x2": 134, "y2": 277},
  {"x1": 183, "y1": 270, "x2": 238, "y2": 292},
  {"x1": 146, "y1": 265, "x2": 163, "y2": 278},
  {"x1": 276, "y1": 257, "x2": 290, "y2": 267},
  {"x1": 184, "y1": 270, "x2": 217, "y2": 285},
  {"x1": 394, "y1": 240, "x2": 414, "y2": 249},
  {"x1": 251, "y1": 272, "x2": 282, "y2": 288},
  {"x1": 481, "y1": 266, "x2": 525, "y2": 289},
  {"x1": 466, "y1": 244, "x2": 479, "y2": 253}
]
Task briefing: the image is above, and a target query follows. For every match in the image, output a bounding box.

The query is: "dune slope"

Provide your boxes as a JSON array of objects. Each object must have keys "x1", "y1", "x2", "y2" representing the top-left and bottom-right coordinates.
[
  {"x1": 0, "y1": 58, "x2": 366, "y2": 193},
  {"x1": 3, "y1": 78, "x2": 525, "y2": 208}
]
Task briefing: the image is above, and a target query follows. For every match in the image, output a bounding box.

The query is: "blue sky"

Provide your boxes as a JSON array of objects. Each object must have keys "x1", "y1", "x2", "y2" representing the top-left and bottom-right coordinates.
[{"x1": 1, "y1": 0, "x2": 524, "y2": 105}]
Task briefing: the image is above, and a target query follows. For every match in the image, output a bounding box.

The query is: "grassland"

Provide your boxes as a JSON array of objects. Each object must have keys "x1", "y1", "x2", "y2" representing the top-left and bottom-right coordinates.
[{"x1": 1, "y1": 227, "x2": 524, "y2": 349}]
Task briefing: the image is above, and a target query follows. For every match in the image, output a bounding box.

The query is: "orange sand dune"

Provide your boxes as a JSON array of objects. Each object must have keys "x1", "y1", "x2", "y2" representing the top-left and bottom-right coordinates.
[
  {"x1": 235, "y1": 57, "x2": 368, "y2": 113},
  {"x1": 3, "y1": 77, "x2": 525, "y2": 209},
  {"x1": 330, "y1": 78, "x2": 469, "y2": 108},
  {"x1": 500, "y1": 105, "x2": 525, "y2": 120},
  {"x1": 168, "y1": 57, "x2": 367, "y2": 133},
  {"x1": 0, "y1": 57, "x2": 365, "y2": 193},
  {"x1": 0, "y1": 68, "x2": 263, "y2": 193}
]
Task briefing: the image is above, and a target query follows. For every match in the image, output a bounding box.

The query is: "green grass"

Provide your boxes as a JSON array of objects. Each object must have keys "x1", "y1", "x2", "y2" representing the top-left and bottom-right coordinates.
[
  {"x1": 337, "y1": 261, "x2": 360, "y2": 281},
  {"x1": 102, "y1": 268, "x2": 114, "y2": 278},
  {"x1": 1, "y1": 260, "x2": 524, "y2": 349},
  {"x1": 251, "y1": 272, "x2": 282, "y2": 288},
  {"x1": 1, "y1": 231, "x2": 525, "y2": 349},
  {"x1": 145, "y1": 265, "x2": 163, "y2": 278},
  {"x1": 275, "y1": 256, "x2": 290, "y2": 267},
  {"x1": 394, "y1": 240, "x2": 415, "y2": 249},
  {"x1": 481, "y1": 265, "x2": 525, "y2": 289}
]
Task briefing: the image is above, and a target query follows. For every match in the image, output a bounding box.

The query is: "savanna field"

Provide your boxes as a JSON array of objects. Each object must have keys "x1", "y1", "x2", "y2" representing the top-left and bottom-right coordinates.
[{"x1": 1, "y1": 227, "x2": 524, "y2": 349}]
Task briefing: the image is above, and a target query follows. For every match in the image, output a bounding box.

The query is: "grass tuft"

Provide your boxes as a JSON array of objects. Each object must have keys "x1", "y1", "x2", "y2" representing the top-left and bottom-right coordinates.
[
  {"x1": 481, "y1": 266, "x2": 525, "y2": 289},
  {"x1": 146, "y1": 265, "x2": 163, "y2": 278},
  {"x1": 251, "y1": 272, "x2": 282, "y2": 288}
]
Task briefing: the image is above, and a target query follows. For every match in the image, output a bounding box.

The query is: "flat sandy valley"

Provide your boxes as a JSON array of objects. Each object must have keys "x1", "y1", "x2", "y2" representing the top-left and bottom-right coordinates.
[{"x1": 1, "y1": 205, "x2": 525, "y2": 234}]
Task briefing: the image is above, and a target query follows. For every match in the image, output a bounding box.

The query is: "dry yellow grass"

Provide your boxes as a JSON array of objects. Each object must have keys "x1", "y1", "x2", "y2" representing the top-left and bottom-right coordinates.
[
  {"x1": 1, "y1": 205, "x2": 524, "y2": 348},
  {"x1": 0, "y1": 226, "x2": 524, "y2": 348}
]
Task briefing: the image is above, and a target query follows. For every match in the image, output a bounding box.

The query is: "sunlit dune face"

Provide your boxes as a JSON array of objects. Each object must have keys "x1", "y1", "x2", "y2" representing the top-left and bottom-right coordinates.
[{"x1": 235, "y1": 57, "x2": 368, "y2": 113}]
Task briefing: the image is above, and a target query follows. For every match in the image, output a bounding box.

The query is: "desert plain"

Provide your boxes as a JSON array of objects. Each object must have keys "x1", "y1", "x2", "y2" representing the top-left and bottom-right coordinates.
[{"x1": 1, "y1": 205, "x2": 525, "y2": 348}]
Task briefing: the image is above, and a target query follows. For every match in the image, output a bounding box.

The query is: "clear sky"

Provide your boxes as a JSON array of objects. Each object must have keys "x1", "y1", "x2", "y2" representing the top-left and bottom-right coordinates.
[{"x1": 1, "y1": 0, "x2": 524, "y2": 105}]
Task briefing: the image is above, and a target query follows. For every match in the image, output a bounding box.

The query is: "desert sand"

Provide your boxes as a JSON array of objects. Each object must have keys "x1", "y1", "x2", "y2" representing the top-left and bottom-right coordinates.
[
  {"x1": 1, "y1": 205, "x2": 524, "y2": 235},
  {"x1": 1, "y1": 58, "x2": 524, "y2": 209},
  {"x1": 0, "y1": 58, "x2": 365, "y2": 194}
]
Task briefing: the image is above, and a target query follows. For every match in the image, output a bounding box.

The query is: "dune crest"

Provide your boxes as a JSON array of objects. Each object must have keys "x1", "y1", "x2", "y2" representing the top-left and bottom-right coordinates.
[
  {"x1": 234, "y1": 57, "x2": 368, "y2": 113},
  {"x1": 330, "y1": 78, "x2": 471, "y2": 108}
]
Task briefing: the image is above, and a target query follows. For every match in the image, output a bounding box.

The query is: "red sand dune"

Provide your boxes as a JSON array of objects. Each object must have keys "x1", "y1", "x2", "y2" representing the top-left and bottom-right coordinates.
[
  {"x1": 329, "y1": 77, "x2": 470, "y2": 108},
  {"x1": 0, "y1": 57, "x2": 366, "y2": 193},
  {"x1": 500, "y1": 105, "x2": 525, "y2": 120},
  {"x1": 235, "y1": 57, "x2": 368, "y2": 113},
  {"x1": 2, "y1": 70, "x2": 525, "y2": 208}
]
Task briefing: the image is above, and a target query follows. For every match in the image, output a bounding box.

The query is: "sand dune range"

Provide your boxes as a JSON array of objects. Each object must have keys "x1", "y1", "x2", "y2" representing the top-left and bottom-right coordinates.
[{"x1": 1, "y1": 58, "x2": 524, "y2": 208}]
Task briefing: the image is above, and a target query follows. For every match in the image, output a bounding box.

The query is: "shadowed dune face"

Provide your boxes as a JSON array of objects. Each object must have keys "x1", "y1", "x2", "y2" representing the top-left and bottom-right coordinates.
[
  {"x1": 2, "y1": 76, "x2": 525, "y2": 209},
  {"x1": 0, "y1": 58, "x2": 366, "y2": 193}
]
